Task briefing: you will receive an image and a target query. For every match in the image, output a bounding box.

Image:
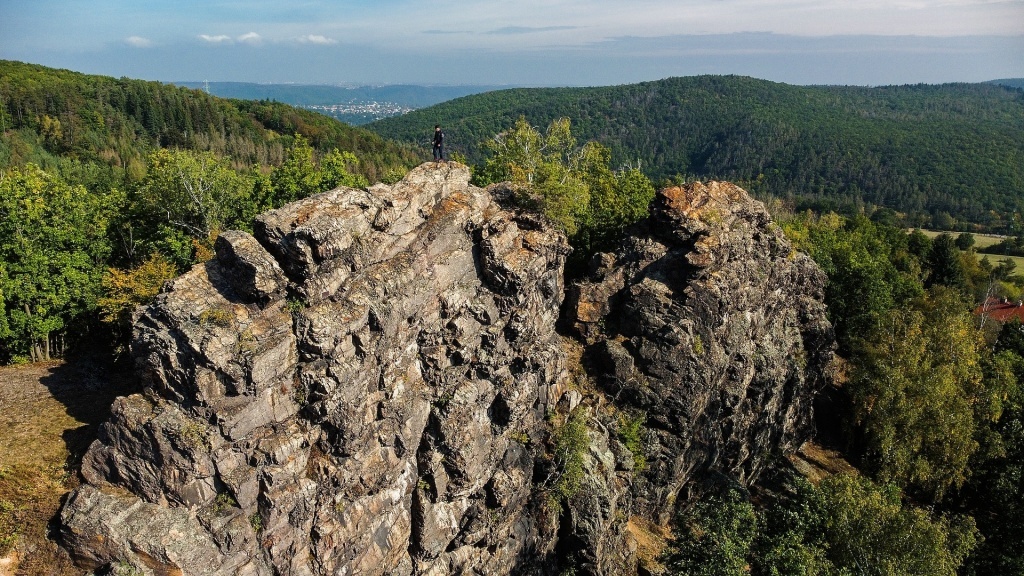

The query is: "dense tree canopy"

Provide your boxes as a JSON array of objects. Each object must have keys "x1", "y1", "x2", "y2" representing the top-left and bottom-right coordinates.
[
  {"x1": 663, "y1": 475, "x2": 978, "y2": 576},
  {"x1": 782, "y1": 213, "x2": 923, "y2": 353},
  {"x1": 0, "y1": 164, "x2": 110, "y2": 361},
  {"x1": 475, "y1": 116, "x2": 654, "y2": 260},
  {"x1": 270, "y1": 135, "x2": 369, "y2": 206},
  {"x1": 0, "y1": 61, "x2": 429, "y2": 362},
  {"x1": 958, "y1": 322, "x2": 1024, "y2": 575},
  {"x1": 848, "y1": 288, "x2": 996, "y2": 501},
  {"x1": 371, "y1": 76, "x2": 1024, "y2": 232},
  {"x1": 779, "y1": 211, "x2": 1023, "y2": 571},
  {"x1": 0, "y1": 60, "x2": 422, "y2": 185}
]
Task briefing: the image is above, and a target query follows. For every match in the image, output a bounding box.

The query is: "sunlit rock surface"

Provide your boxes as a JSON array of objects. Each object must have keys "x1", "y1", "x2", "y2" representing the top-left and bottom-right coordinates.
[{"x1": 61, "y1": 168, "x2": 833, "y2": 576}]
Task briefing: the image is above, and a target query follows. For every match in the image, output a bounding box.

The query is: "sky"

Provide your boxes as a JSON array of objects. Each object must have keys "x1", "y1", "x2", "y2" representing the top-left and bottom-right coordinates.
[{"x1": 1, "y1": 0, "x2": 1022, "y2": 87}]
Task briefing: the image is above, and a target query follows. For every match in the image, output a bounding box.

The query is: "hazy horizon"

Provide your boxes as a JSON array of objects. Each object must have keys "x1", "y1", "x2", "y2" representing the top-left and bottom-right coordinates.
[{"x1": 2, "y1": 1, "x2": 1022, "y2": 87}]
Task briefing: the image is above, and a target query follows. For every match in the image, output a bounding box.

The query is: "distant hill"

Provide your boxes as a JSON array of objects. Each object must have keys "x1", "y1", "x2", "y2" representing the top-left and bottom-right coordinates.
[
  {"x1": 988, "y1": 78, "x2": 1024, "y2": 90},
  {"x1": 0, "y1": 60, "x2": 422, "y2": 182},
  {"x1": 174, "y1": 82, "x2": 506, "y2": 108},
  {"x1": 173, "y1": 82, "x2": 506, "y2": 124},
  {"x1": 369, "y1": 76, "x2": 1024, "y2": 230}
]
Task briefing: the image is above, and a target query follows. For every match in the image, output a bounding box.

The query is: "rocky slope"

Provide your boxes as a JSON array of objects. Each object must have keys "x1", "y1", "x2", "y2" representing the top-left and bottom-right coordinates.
[
  {"x1": 59, "y1": 165, "x2": 834, "y2": 575},
  {"x1": 564, "y1": 182, "x2": 834, "y2": 571}
]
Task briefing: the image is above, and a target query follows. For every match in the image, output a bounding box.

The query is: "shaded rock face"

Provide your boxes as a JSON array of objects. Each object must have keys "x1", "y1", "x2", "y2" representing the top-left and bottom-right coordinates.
[
  {"x1": 61, "y1": 163, "x2": 570, "y2": 575},
  {"x1": 567, "y1": 182, "x2": 835, "y2": 528},
  {"x1": 59, "y1": 171, "x2": 833, "y2": 576}
]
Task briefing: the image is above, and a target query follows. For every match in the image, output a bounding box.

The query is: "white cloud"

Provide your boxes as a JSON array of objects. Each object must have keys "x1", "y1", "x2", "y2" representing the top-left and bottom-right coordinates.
[
  {"x1": 4, "y1": 0, "x2": 1020, "y2": 80},
  {"x1": 237, "y1": 32, "x2": 263, "y2": 44},
  {"x1": 124, "y1": 36, "x2": 152, "y2": 48},
  {"x1": 199, "y1": 32, "x2": 263, "y2": 45},
  {"x1": 298, "y1": 34, "x2": 338, "y2": 45},
  {"x1": 199, "y1": 34, "x2": 233, "y2": 43}
]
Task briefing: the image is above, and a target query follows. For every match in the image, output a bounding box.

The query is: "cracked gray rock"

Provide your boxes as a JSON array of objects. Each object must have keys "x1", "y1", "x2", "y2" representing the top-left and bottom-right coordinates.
[
  {"x1": 59, "y1": 171, "x2": 834, "y2": 576},
  {"x1": 566, "y1": 182, "x2": 835, "y2": 566},
  {"x1": 61, "y1": 163, "x2": 571, "y2": 575}
]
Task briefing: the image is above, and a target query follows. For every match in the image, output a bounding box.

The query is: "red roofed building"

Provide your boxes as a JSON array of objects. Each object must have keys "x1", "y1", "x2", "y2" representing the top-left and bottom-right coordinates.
[{"x1": 974, "y1": 297, "x2": 1024, "y2": 323}]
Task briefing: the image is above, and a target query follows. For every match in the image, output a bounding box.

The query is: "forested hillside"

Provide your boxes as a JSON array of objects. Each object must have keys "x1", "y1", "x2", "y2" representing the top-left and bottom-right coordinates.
[
  {"x1": 0, "y1": 60, "x2": 423, "y2": 182},
  {"x1": 369, "y1": 76, "x2": 1024, "y2": 231},
  {"x1": 990, "y1": 78, "x2": 1024, "y2": 90},
  {"x1": 2, "y1": 61, "x2": 1023, "y2": 575}
]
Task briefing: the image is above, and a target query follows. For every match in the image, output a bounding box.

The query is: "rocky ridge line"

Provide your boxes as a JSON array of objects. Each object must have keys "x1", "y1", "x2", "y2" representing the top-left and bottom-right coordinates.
[{"x1": 59, "y1": 165, "x2": 834, "y2": 576}]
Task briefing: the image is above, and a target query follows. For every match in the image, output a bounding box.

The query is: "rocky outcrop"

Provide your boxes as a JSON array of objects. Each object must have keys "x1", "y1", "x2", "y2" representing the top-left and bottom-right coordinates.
[
  {"x1": 61, "y1": 163, "x2": 571, "y2": 575},
  {"x1": 565, "y1": 181, "x2": 834, "y2": 570},
  {"x1": 59, "y1": 168, "x2": 833, "y2": 576}
]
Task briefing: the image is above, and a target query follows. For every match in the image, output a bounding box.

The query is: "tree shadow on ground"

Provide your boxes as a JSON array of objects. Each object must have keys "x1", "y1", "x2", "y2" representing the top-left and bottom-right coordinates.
[
  {"x1": 0, "y1": 348, "x2": 142, "y2": 575},
  {"x1": 38, "y1": 349, "x2": 142, "y2": 474}
]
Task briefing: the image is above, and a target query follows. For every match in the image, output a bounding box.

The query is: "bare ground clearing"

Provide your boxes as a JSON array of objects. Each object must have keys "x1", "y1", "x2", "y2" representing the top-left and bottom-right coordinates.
[{"x1": 0, "y1": 356, "x2": 137, "y2": 575}]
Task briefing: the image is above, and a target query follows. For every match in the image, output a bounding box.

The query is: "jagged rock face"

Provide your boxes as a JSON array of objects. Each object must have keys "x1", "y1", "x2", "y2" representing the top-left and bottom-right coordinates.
[
  {"x1": 568, "y1": 181, "x2": 835, "y2": 527},
  {"x1": 59, "y1": 171, "x2": 834, "y2": 576},
  {"x1": 61, "y1": 163, "x2": 571, "y2": 575}
]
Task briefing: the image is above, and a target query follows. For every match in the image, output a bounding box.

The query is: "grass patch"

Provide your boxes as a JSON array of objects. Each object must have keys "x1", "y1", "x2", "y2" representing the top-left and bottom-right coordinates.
[
  {"x1": 916, "y1": 229, "x2": 1024, "y2": 273},
  {"x1": 171, "y1": 418, "x2": 211, "y2": 453},
  {"x1": 0, "y1": 454, "x2": 77, "y2": 574},
  {"x1": 209, "y1": 492, "x2": 237, "y2": 515},
  {"x1": 510, "y1": 429, "x2": 532, "y2": 445},
  {"x1": 550, "y1": 406, "x2": 590, "y2": 504},
  {"x1": 0, "y1": 495, "x2": 19, "y2": 555},
  {"x1": 249, "y1": 511, "x2": 264, "y2": 533},
  {"x1": 616, "y1": 411, "x2": 648, "y2": 472},
  {"x1": 198, "y1": 306, "x2": 234, "y2": 328},
  {"x1": 285, "y1": 297, "x2": 307, "y2": 313},
  {"x1": 915, "y1": 229, "x2": 1003, "y2": 249},
  {"x1": 978, "y1": 254, "x2": 1024, "y2": 271},
  {"x1": 236, "y1": 328, "x2": 258, "y2": 355},
  {"x1": 628, "y1": 516, "x2": 672, "y2": 575},
  {"x1": 112, "y1": 560, "x2": 145, "y2": 576}
]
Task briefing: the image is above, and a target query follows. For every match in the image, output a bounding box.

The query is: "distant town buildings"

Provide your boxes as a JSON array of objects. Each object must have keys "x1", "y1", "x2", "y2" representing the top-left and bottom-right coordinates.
[{"x1": 302, "y1": 102, "x2": 414, "y2": 122}]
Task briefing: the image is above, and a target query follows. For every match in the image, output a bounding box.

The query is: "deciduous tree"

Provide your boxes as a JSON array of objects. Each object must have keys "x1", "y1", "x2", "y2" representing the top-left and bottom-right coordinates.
[
  {"x1": 129, "y1": 149, "x2": 255, "y2": 268},
  {"x1": 479, "y1": 116, "x2": 653, "y2": 252},
  {"x1": 849, "y1": 287, "x2": 991, "y2": 501},
  {"x1": 0, "y1": 164, "x2": 109, "y2": 361}
]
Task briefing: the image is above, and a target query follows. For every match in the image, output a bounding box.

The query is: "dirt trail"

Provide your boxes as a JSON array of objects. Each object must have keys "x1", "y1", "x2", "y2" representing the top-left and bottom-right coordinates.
[{"x1": 0, "y1": 357, "x2": 137, "y2": 575}]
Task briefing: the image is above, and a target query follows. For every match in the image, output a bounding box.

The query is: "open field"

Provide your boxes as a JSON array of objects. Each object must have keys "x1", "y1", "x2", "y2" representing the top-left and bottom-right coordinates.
[
  {"x1": 916, "y1": 229, "x2": 1024, "y2": 271},
  {"x1": 0, "y1": 357, "x2": 137, "y2": 575}
]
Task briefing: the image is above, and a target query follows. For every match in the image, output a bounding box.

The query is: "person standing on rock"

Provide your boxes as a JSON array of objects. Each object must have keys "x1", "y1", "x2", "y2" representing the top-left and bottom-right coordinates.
[{"x1": 433, "y1": 125, "x2": 445, "y2": 163}]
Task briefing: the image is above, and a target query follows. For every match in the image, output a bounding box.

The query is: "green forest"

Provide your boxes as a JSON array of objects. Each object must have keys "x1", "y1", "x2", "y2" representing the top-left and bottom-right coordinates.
[
  {"x1": 0, "y1": 60, "x2": 425, "y2": 364},
  {"x1": 2, "y1": 61, "x2": 1023, "y2": 574},
  {"x1": 0, "y1": 60, "x2": 422, "y2": 181},
  {"x1": 369, "y1": 76, "x2": 1024, "y2": 232},
  {"x1": 707, "y1": 214, "x2": 1024, "y2": 576}
]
